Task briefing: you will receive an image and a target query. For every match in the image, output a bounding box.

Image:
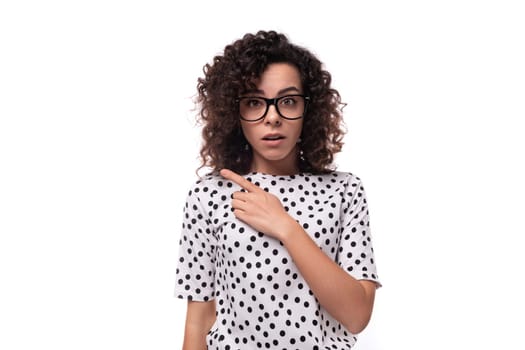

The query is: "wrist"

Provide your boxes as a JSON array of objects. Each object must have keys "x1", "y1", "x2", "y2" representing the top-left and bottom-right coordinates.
[{"x1": 278, "y1": 217, "x2": 301, "y2": 244}]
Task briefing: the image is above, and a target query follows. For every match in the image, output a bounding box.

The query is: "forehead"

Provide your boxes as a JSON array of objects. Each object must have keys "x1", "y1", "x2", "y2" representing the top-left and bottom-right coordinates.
[{"x1": 251, "y1": 63, "x2": 302, "y2": 93}]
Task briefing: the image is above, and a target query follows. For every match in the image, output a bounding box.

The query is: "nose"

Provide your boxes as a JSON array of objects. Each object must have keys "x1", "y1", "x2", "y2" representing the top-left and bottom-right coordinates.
[{"x1": 264, "y1": 105, "x2": 282, "y2": 126}]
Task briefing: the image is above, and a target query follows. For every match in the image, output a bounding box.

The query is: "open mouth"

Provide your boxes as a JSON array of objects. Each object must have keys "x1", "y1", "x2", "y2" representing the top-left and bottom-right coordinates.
[{"x1": 262, "y1": 135, "x2": 285, "y2": 141}]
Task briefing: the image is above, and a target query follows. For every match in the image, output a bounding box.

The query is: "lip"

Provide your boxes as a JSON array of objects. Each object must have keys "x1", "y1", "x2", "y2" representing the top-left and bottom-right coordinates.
[
  {"x1": 261, "y1": 133, "x2": 285, "y2": 147},
  {"x1": 261, "y1": 133, "x2": 285, "y2": 141}
]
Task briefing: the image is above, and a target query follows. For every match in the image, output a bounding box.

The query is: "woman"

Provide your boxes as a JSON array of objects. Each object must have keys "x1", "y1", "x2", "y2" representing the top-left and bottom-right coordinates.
[{"x1": 175, "y1": 30, "x2": 381, "y2": 350}]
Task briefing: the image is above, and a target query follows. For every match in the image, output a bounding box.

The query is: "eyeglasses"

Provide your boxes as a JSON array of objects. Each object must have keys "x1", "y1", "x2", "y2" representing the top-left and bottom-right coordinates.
[{"x1": 236, "y1": 94, "x2": 310, "y2": 122}]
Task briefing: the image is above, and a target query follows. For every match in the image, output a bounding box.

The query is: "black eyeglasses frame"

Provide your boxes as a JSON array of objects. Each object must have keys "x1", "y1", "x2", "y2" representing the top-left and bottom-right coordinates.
[{"x1": 235, "y1": 94, "x2": 310, "y2": 122}]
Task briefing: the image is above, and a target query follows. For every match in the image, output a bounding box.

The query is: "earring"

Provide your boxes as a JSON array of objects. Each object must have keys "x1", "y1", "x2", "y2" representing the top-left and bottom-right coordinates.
[
  {"x1": 299, "y1": 147, "x2": 306, "y2": 162},
  {"x1": 244, "y1": 143, "x2": 250, "y2": 151}
]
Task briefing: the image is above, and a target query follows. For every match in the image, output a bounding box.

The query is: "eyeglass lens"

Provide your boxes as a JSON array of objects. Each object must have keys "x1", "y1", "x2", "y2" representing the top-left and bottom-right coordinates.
[{"x1": 239, "y1": 95, "x2": 306, "y2": 121}]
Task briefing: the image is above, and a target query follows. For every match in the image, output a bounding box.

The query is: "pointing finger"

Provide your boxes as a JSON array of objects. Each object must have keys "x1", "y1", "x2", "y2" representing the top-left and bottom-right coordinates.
[{"x1": 220, "y1": 168, "x2": 259, "y2": 192}]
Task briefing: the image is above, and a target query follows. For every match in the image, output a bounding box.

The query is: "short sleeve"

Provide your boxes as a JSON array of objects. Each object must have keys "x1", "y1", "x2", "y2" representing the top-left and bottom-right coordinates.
[
  {"x1": 337, "y1": 176, "x2": 381, "y2": 287},
  {"x1": 174, "y1": 182, "x2": 218, "y2": 301}
]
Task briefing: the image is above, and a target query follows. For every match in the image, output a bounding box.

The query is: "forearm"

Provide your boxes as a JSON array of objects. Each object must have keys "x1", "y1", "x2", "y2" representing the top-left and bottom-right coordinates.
[
  {"x1": 280, "y1": 220, "x2": 375, "y2": 334},
  {"x1": 182, "y1": 300, "x2": 216, "y2": 350},
  {"x1": 182, "y1": 325, "x2": 208, "y2": 350}
]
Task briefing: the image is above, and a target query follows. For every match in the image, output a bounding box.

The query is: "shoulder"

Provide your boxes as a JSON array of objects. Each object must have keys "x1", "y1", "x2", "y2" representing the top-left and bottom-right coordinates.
[
  {"x1": 184, "y1": 171, "x2": 236, "y2": 200},
  {"x1": 321, "y1": 171, "x2": 368, "y2": 200},
  {"x1": 187, "y1": 171, "x2": 225, "y2": 190},
  {"x1": 307, "y1": 170, "x2": 363, "y2": 186}
]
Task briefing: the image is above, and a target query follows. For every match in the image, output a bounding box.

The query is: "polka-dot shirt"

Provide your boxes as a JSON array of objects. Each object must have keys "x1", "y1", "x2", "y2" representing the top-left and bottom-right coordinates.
[{"x1": 175, "y1": 171, "x2": 380, "y2": 349}]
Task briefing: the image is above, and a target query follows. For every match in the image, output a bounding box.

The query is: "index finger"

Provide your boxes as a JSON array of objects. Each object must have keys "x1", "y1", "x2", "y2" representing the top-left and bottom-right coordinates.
[{"x1": 220, "y1": 168, "x2": 259, "y2": 192}]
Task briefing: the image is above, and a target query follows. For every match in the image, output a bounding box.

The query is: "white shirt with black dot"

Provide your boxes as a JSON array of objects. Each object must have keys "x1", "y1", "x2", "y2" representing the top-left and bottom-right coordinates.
[{"x1": 175, "y1": 171, "x2": 381, "y2": 350}]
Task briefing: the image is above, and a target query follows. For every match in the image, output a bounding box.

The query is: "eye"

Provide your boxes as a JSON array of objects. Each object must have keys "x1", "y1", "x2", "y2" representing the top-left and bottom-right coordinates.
[
  {"x1": 244, "y1": 98, "x2": 264, "y2": 108},
  {"x1": 279, "y1": 96, "x2": 298, "y2": 106}
]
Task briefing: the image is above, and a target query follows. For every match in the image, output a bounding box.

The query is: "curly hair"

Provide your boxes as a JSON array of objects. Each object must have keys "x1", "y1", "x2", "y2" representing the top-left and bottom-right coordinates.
[{"x1": 196, "y1": 30, "x2": 346, "y2": 175}]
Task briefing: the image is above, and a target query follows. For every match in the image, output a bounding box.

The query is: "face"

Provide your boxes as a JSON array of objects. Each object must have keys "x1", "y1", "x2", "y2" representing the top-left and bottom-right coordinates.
[{"x1": 240, "y1": 63, "x2": 304, "y2": 175}]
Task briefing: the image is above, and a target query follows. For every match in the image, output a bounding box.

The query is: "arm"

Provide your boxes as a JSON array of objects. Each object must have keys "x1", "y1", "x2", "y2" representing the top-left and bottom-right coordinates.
[
  {"x1": 280, "y1": 220, "x2": 376, "y2": 334},
  {"x1": 220, "y1": 169, "x2": 377, "y2": 334},
  {"x1": 182, "y1": 300, "x2": 216, "y2": 350}
]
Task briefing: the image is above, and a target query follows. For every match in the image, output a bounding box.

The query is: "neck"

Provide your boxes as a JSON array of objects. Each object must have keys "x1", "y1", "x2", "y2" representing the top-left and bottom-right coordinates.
[
  {"x1": 250, "y1": 160, "x2": 300, "y2": 176},
  {"x1": 250, "y1": 146, "x2": 301, "y2": 175}
]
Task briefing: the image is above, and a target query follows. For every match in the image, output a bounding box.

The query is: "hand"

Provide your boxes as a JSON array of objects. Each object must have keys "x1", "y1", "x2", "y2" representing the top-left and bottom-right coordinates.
[{"x1": 220, "y1": 169, "x2": 297, "y2": 240}]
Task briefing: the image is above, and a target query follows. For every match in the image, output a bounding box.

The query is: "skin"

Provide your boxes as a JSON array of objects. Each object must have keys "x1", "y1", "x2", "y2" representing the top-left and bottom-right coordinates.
[
  {"x1": 182, "y1": 63, "x2": 376, "y2": 349},
  {"x1": 182, "y1": 299, "x2": 216, "y2": 350}
]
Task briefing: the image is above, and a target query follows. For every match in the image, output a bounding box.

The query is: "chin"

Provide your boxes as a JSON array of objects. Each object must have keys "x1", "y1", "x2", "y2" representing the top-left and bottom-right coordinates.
[{"x1": 260, "y1": 151, "x2": 296, "y2": 163}]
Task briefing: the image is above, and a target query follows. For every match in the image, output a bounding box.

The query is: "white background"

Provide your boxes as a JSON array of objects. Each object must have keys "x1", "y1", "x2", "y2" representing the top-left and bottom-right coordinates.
[{"x1": 1, "y1": 1, "x2": 524, "y2": 349}]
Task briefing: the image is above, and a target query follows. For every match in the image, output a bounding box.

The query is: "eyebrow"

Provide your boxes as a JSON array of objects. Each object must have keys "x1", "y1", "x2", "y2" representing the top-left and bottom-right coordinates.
[{"x1": 243, "y1": 86, "x2": 301, "y2": 96}]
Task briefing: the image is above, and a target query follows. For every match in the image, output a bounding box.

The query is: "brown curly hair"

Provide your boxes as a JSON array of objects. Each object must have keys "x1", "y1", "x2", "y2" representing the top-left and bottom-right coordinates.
[{"x1": 196, "y1": 30, "x2": 346, "y2": 175}]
